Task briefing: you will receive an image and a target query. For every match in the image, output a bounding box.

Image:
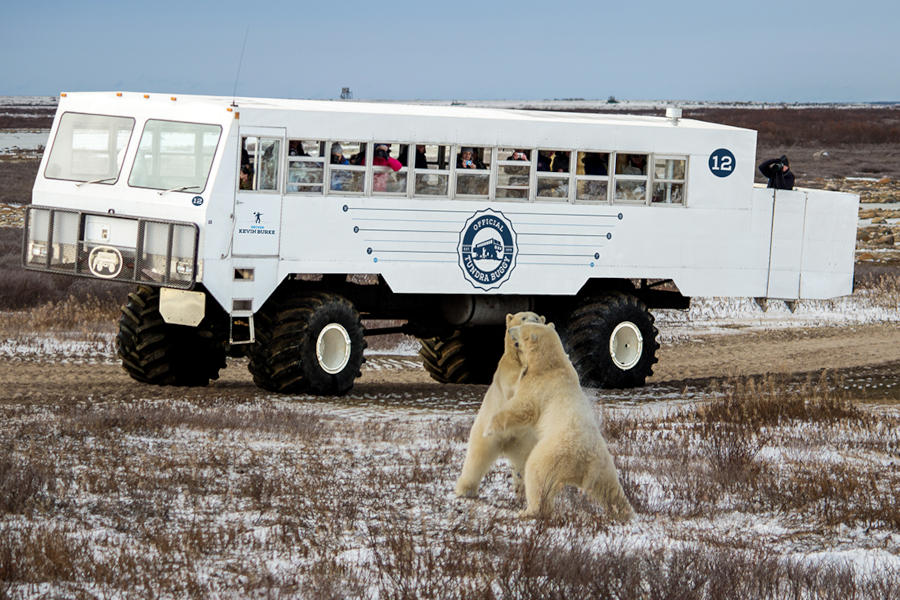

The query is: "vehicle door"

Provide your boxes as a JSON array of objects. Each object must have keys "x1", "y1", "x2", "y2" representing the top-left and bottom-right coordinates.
[{"x1": 233, "y1": 126, "x2": 285, "y2": 256}]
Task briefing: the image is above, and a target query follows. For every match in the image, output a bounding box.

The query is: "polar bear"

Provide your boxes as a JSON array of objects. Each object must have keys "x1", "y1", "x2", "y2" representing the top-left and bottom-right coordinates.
[
  {"x1": 486, "y1": 322, "x2": 634, "y2": 521},
  {"x1": 454, "y1": 311, "x2": 545, "y2": 498}
]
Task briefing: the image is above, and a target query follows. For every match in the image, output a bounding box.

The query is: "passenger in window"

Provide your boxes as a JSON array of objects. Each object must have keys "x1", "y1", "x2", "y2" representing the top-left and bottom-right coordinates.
[
  {"x1": 537, "y1": 150, "x2": 554, "y2": 171},
  {"x1": 414, "y1": 145, "x2": 428, "y2": 168},
  {"x1": 364, "y1": 144, "x2": 402, "y2": 192},
  {"x1": 622, "y1": 154, "x2": 647, "y2": 175},
  {"x1": 551, "y1": 152, "x2": 569, "y2": 173},
  {"x1": 331, "y1": 143, "x2": 349, "y2": 165},
  {"x1": 582, "y1": 152, "x2": 608, "y2": 176},
  {"x1": 289, "y1": 141, "x2": 308, "y2": 156},
  {"x1": 239, "y1": 164, "x2": 253, "y2": 190},
  {"x1": 349, "y1": 145, "x2": 366, "y2": 165},
  {"x1": 510, "y1": 149, "x2": 529, "y2": 161},
  {"x1": 364, "y1": 144, "x2": 402, "y2": 171},
  {"x1": 457, "y1": 147, "x2": 484, "y2": 169},
  {"x1": 330, "y1": 144, "x2": 352, "y2": 191},
  {"x1": 399, "y1": 145, "x2": 427, "y2": 168}
]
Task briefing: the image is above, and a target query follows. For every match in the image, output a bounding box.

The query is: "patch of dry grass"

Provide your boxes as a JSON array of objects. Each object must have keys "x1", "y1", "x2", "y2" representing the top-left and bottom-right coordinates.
[{"x1": 0, "y1": 373, "x2": 898, "y2": 598}]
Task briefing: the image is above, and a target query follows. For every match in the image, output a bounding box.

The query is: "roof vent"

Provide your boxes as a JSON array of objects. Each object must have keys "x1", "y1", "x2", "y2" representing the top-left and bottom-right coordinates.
[{"x1": 666, "y1": 107, "x2": 682, "y2": 125}]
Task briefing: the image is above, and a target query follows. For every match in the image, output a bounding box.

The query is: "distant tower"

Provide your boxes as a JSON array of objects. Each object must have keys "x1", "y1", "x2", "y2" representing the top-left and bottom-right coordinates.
[{"x1": 340, "y1": 87, "x2": 352, "y2": 100}]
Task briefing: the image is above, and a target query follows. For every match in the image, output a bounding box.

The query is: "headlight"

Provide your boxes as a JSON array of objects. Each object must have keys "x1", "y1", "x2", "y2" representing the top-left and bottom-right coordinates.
[{"x1": 175, "y1": 260, "x2": 193, "y2": 276}]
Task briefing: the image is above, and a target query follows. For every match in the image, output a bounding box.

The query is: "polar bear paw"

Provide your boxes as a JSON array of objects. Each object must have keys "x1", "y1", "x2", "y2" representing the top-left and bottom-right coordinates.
[{"x1": 455, "y1": 479, "x2": 478, "y2": 498}]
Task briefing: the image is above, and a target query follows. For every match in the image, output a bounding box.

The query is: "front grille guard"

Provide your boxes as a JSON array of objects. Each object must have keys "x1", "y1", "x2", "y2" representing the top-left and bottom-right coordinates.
[{"x1": 22, "y1": 206, "x2": 199, "y2": 289}]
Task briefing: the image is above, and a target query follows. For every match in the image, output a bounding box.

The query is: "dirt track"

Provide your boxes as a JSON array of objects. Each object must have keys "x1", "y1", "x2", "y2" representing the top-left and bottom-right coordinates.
[{"x1": 3, "y1": 323, "x2": 898, "y2": 405}]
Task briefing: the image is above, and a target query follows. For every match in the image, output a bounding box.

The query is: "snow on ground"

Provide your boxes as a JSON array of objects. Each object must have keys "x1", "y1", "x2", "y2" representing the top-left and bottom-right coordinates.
[
  {"x1": 0, "y1": 130, "x2": 49, "y2": 154},
  {"x1": 0, "y1": 96, "x2": 58, "y2": 107},
  {"x1": 654, "y1": 292, "x2": 900, "y2": 341}
]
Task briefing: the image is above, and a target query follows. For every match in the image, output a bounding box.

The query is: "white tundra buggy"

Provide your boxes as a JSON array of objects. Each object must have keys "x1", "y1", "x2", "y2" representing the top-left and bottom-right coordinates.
[{"x1": 23, "y1": 92, "x2": 858, "y2": 394}]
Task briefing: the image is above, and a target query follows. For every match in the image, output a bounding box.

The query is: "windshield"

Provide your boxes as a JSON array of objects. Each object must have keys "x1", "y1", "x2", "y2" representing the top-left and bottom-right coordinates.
[
  {"x1": 44, "y1": 112, "x2": 135, "y2": 183},
  {"x1": 128, "y1": 119, "x2": 222, "y2": 193}
]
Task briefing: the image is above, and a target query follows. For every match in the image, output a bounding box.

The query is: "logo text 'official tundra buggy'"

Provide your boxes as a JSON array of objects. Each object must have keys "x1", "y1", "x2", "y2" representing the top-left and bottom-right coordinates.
[{"x1": 458, "y1": 209, "x2": 517, "y2": 291}]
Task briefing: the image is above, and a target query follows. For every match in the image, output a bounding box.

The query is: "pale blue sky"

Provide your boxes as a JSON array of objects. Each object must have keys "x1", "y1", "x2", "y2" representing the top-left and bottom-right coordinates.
[{"x1": 2, "y1": 0, "x2": 897, "y2": 102}]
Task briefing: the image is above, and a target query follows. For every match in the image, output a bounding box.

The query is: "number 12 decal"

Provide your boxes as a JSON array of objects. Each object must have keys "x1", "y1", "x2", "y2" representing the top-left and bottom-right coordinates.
[{"x1": 709, "y1": 148, "x2": 735, "y2": 178}]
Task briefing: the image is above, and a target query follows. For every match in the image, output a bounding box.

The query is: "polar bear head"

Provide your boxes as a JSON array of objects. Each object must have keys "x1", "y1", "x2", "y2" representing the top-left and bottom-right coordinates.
[
  {"x1": 508, "y1": 322, "x2": 570, "y2": 373},
  {"x1": 504, "y1": 311, "x2": 546, "y2": 355}
]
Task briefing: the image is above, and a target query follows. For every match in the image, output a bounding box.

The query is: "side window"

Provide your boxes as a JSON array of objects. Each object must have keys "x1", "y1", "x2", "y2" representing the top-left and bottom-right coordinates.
[
  {"x1": 496, "y1": 148, "x2": 531, "y2": 200},
  {"x1": 286, "y1": 140, "x2": 325, "y2": 194},
  {"x1": 575, "y1": 151, "x2": 610, "y2": 203},
  {"x1": 536, "y1": 149, "x2": 570, "y2": 201},
  {"x1": 614, "y1": 153, "x2": 648, "y2": 203},
  {"x1": 328, "y1": 141, "x2": 366, "y2": 194},
  {"x1": 412, "y1": 144, "x2": 450, "y2": 197},
  {"x1": 455, "y1": 145, "x2": 490, "y2": 198},
  {"x1": 652, "y1": 156, "x2": 687, "y2": 204},
  {"x1": 240, "y1": 136, "x2": 280, "y2": 192},
  {"x1": 372, "y1": 143, "x2": 407, "y2": 195}
]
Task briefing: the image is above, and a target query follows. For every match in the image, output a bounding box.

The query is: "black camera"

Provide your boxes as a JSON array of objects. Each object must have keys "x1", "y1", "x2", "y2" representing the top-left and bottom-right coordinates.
[
  {"x1": 771, "y1": 162, "x2": 783, "y2": 171},
  {"x1": 374, "y1": 148, "x2": 388, "y2": 159}
]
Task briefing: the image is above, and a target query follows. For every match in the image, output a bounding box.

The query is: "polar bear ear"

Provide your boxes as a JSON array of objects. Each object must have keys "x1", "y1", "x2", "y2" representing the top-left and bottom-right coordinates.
[
  {"x1": 547, "y1": 322, "x2": 555, "y2": 330},
  {"x1": 539, "y1": 315, "x2": 546, "y2": 324},
  {"x1": 506, "y1": 313, "x2": 514, "y2": 326}
]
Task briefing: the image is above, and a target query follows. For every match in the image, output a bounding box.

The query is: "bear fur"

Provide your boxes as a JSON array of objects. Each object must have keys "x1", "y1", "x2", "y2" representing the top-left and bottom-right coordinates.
[
  {"x1": 454, "y1": 311, "x2": 545, "y2": 498},
  {"x1": 485, "y1": 322, "x2": 634, "y2": 521}
]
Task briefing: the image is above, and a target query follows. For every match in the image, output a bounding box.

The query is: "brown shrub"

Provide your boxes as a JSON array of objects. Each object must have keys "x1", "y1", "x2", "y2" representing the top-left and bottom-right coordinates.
[
  {"x1": 0, "y1": 451, "x2": 59, "y2": 515},
  {"x1": 0, "y1": 158, "x2": 40, "y2": 204}
]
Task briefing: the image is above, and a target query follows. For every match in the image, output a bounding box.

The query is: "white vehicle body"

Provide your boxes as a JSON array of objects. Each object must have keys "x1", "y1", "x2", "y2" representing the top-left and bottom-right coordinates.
[{"x1": 23, "y1": 92, "x2": 858, "y2": 393}]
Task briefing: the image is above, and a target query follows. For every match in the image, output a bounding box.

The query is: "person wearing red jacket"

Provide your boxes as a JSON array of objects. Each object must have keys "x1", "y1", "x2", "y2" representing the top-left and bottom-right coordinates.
[{"x1": 370, "y1": 143, "x2": 402, "y2": 192}]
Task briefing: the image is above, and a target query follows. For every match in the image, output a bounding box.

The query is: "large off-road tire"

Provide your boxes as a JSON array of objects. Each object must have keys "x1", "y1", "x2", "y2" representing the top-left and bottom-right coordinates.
[
  {"x1": 248, "y1": 292, "x2": 366, "y2": 395},
  {"x1": 418, "y1": 326, "x2": 504, "y2": 385},
  {"x1": 561, "y1": 292, "x2": 659, "y2": 388},
  {"x1": 116, "y1": 285, "x2": 227, "y2": 386}
]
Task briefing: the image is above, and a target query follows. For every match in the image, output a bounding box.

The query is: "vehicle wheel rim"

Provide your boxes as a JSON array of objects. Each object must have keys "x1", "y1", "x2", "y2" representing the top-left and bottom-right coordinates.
[
  {"x1": 316, "y1": 323, "x2": 352, "y2": 374},
  {"x1": 609, "y1": 321, "x2": 643, "y2": 370}
]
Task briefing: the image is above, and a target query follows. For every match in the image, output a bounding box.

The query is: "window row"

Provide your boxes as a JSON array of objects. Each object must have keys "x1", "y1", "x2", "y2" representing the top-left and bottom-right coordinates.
[{"x1": 239, "y1": 137, "x2": 688, "y2": 205}]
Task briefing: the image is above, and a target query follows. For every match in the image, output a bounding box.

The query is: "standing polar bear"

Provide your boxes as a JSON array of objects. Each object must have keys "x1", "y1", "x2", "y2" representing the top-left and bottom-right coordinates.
[
  {"x1": 455, "y1": 311, "x2": 545, "y2": 498},
  {"x1": 485, "y1": 322, "x2": 634, "y2": 521}
]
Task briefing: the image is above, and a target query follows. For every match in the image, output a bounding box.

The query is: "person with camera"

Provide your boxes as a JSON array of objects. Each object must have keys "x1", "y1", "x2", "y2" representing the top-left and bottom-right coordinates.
[
  {"x1": 368, "y1": 143, "x2": 402, "y2": 170},
  {"x1": 759, "y1": 155, "x2": 794, "y2": 190},
  {"x1": 457, "y1": 147, "x2": 484, "y2": 170}
]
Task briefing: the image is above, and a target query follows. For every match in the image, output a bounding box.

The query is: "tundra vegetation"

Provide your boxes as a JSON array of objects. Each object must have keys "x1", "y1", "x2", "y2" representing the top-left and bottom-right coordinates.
[{"x1": 1, "y1": 360, "x2": 898, "y2": 598}]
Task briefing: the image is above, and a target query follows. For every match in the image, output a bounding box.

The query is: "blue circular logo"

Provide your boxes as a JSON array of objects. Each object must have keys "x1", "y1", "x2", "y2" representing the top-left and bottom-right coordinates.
[
  {"x1": 708, "y1": 148, "x2": 735, "y2": 178},
  {"x1": 458, "y1": 209, "x2": 517, "y2": 291},
  {"x1": 191, "y1": 195, "x2": 204, "y2": 206}
]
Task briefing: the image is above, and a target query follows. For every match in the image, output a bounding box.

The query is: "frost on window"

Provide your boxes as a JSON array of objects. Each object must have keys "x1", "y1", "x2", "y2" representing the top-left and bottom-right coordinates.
[
  {"x1": 613, "y1": 153, "x2": 649, "y2": 204},
  {"x1": 575, "y1": 152, "x2": 610, "y2": 203},
  {"x1": 651, "y1": 157, "x2": 687, "y2": 204},
  {"x1": 413, "y1": 144, "x2": 450, "y2": 197},
  {"x1": 455, "y1": 145, "x2": 490, "y2": 198},
  {"x1": 287, "y1": 140, "x2": 325, "y2": 194},
  {"x1": 328, "y1": 141, "x2": 366, "y2": 194},
  {"x1": 496, "y1": 147, "x2": 531, "y2": 200},
  {"x1": 615, "y1": 180, "x2": 646, "y2": 203}
]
